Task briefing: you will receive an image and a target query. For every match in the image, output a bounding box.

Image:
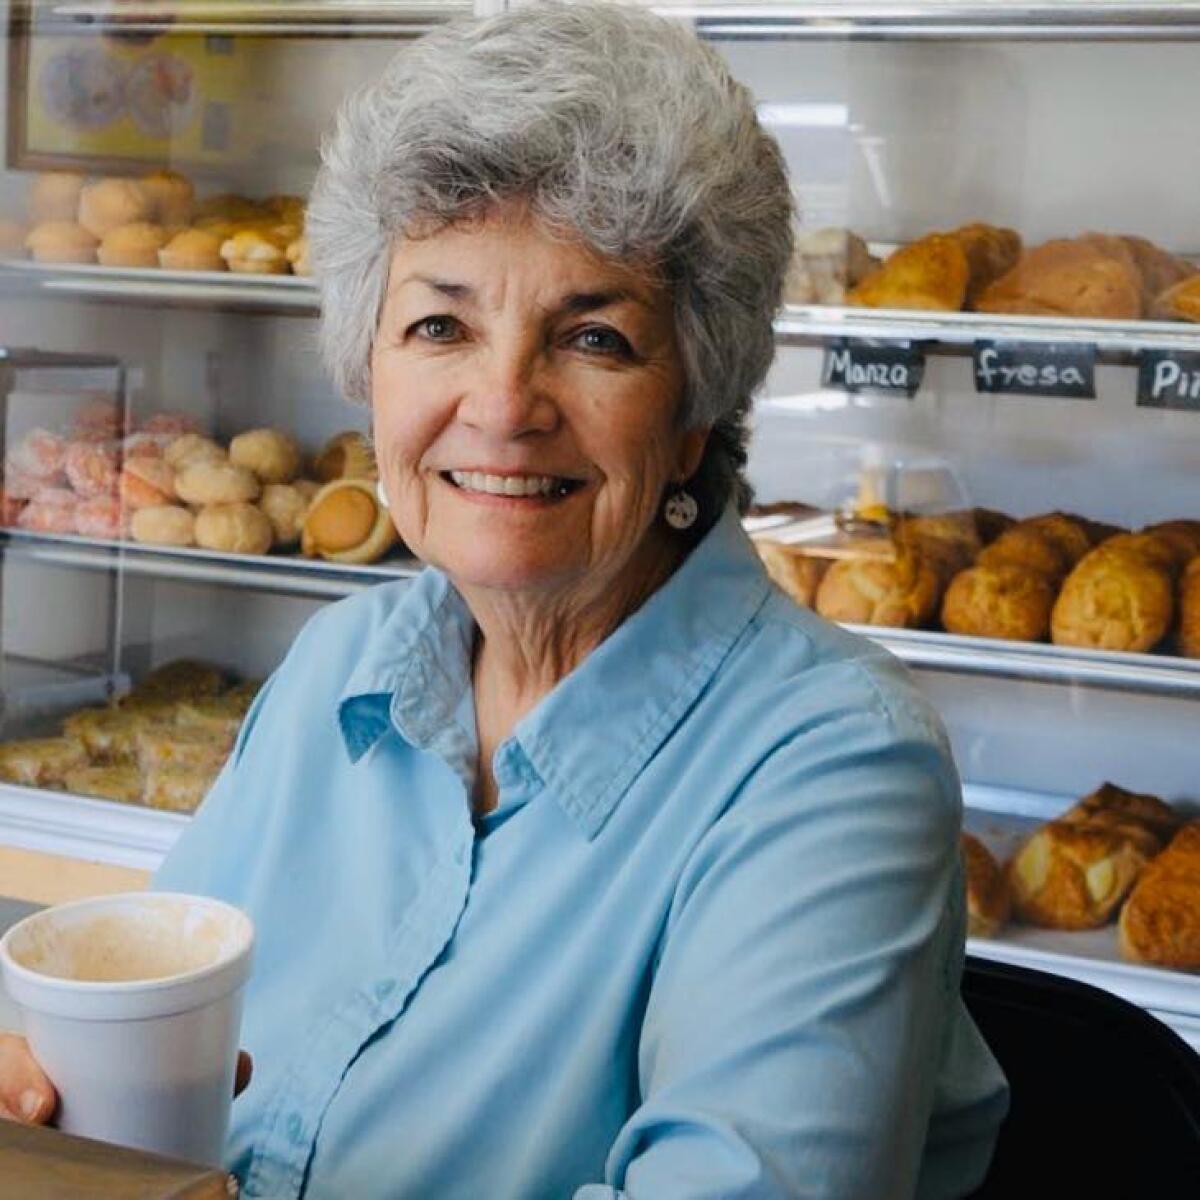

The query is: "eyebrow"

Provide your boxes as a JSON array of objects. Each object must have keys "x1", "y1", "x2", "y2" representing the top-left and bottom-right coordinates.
[{"x1": 395, "y1": 276, "x2": 646, "y2": 314}]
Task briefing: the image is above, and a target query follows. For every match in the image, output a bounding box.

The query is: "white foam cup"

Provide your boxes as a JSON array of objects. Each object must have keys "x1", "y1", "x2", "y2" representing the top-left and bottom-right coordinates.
[{"x1": 0, "y1": 891, "x2": 253, "y2": 1165}]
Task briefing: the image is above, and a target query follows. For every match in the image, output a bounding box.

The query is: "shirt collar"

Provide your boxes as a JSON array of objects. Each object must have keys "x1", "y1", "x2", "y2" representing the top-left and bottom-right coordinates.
[{"x1": 338, "y1": 505, "x2": 771, "y2": 837}]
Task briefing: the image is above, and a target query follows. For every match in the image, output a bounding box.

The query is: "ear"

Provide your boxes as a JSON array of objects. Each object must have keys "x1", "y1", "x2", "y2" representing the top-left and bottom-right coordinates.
[{"x1": 676, "y1": 427, "x2": 709, "y2": 483}]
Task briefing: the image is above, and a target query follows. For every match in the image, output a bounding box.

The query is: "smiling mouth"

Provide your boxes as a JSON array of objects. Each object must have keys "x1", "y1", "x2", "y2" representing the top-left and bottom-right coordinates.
[{"x1": 442, "y1": 470, "x2": 584, "y2": 500}]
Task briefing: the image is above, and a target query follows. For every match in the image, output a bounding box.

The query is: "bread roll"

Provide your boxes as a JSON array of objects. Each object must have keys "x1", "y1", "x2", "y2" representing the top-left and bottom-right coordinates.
[
  {"x1": 1119, "y1": 822, "x2": 1200, "y2": 970},
  {"x1": 159, "y1": 228, "x2": 225, "y2": 272},
  {"x1": 941, "y1": 563, "x2": 1056, "y2": 642},
  {"x1": 961, "y1": 832, "x2": 1011, "y2": 938},
  {"x1": 194, "y1": 502, "x2": 273, "y2": 555},
  {"x1": 28, "y1": 171, "x2": 86, "y2": 223},
  {"x1": 229, "y1": 428, "x2": 301, "y2": 484},
  {"x1": 976, "y1": 525, "x2": 1070, "y2": 582},
  {"x1": 1017, "y1": 512, "x2": 1093, "y2": 567},
  {"x1": 1142, "y1": 520, "x2": 1200, "y2": 559},
  {"x1": 140, "y1": 169, "x2": 194, "y2": 227},
  {"x1": 259, "y1": 481, "x2": 316, "y2": 547},
  {"x1": 1097, "y1": 530, "x2": 1192, "y2": 577},
  {"x1": 312, "y1": 431, "x2": 377, "y2": 482},
  {"x1": 1051, "y1": 546, "x2": 1173, "y2": 653},
  {"x1": 130, "y1": 504, "x2": 195, "y2": 547},
  {"x1": 1059, "y1": 781, "x2": 1181, "y2": 854},
  {"x1": 97, "y1": 221, "x2": 169, "y2": 268},
  {"x1": 301, "y1": 478, "x2": 398, "y2": 565},
  {"x1": 220, "y1": 228, "x2": 288, "y2": 275},
  {"x1": 25, "y1": 220, "x2": 98, "y2": 264},
  {"x1": 814, "y1": 551, "x2": 941, "y2": 628},
  {"x1": 847, "y1": 233, "x2": 970, "y2": 312},
  {"x1": 948, "y1": 223, "x2": 1022, "y2": 303},
  {"x1": 1180, "y1": 555, "x2": 1200, "y2": 659},
  {"x1": 755, "y1": 541, "x2": 828, "y2": 607},
  {"x1": 164, "y1": 434, "x2": 226, "y2": 471},
  {"x1": 78, "y1": 178, "x2": 152, "y2": 238},
  {"x1": 175, "y1": 461, "x2": 260, "y2": 506},
  {"x1": 895, "y1": 511, "x2": 982, "y2": 582},
  {"x1": 119, "y1": 458, "x2": 176, "y2": 509}
]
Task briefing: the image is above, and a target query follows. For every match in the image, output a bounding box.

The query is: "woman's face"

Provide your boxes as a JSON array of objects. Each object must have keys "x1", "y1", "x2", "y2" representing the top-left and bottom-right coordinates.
[{"x1": 370, "y1": 205, "x2": 706, "y2": 600}]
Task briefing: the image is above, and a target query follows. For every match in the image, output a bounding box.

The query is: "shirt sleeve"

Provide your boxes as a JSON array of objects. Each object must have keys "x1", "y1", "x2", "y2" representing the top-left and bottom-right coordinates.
[{"x1": 574, "y1": 691, "x2": 972, "y2": 1200}]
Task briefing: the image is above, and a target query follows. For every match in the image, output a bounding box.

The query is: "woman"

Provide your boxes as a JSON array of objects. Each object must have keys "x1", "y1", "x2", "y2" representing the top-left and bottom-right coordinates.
[{"x1": 0, "y1": 3, "x2": 1007, "y2": 1195}]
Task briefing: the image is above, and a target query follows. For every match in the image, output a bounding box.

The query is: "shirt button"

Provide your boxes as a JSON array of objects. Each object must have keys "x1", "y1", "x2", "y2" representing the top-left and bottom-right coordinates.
[
  {"x1": 286, "y1": 1112, "x2": 305, "y2": 1146},
  {"x1": 374, "y1": 977, "x2": 396, "y2": 1001}
]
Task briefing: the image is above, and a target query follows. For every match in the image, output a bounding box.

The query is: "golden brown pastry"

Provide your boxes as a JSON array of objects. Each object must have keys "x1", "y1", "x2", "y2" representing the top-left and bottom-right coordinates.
[
  {"x1": 948, "y1": 223, "x2": 1022, "y2": 304},
  {"x1": 173, "y1": 693, "x2": 248, "y2": 742},
  {"x1": 192, "y1": 193, "x2": 262, "y2": 223},
  {"x1": 143, "y1": 764, "x2": 217, "y2": 813},
  {"x1": 1143, "y1": 520, "x2": 1200, "y2": 559},
  {"x1": 220, "y1": 228, "x2": 288, "y2": 275},
  {"x1": 1095, "y1": 531, "x2": 1191, "y2": 577},
  {"x1": 175, "y1": 461, "x2": 261, "y2": 506},
  {"x1": 164, "y1": 433, "x2": 226, "y2": 471},
  {"x1": 301, "y1": 478, "x2": 399, "y2": 565},
  {"x1": 0, "y1": 737, "x2": 87, "y2": 787},
  {"x1": 1181, "y1": 556, "x2": 1200, "y2": 658},
  {"x1": 25, "y1": 220, "x2": 98, "y2": 264},
  {"x1": 263, "y1": 193, "x2": 306, "y2": 222},
  {"x1": 976, "y1": 525, "x2": 1070, "y2": 582},
  {"x1": 1059, "y1": 781, "x2": 1181, "y2": 855},
  {"x1": 28, "y1": 171, "x2": 86, "y2": 223},
  {"x1": 1017, "y1": 512, "x2": 1093, "y2": 567},
  {"x1": 1009, "y1": 820, "x2": 1151, "y2": 930},
  {"x1": 140, "y1": 169, "x2": 194, "y2": 227},
  {"x1": 131, "y1": 659, "x2": 225, "y2": 702},
  {"x1": 311, "y1": 431, "x2": 377, "y2": 482},
  {"x1": 814, "y1": 550, "x2": 941, "y2": 628},
  {"x1": 194, "y1": 502, "x2": 274, "y2": 556},
  {"x1": 224, "y1": 679, "x2": 261, "y2": 708},
  {"x1": 1051, "y1": 546, "x2": 1173, "y2": 653},
  {"x1": 119, "y1": 458, "x2": 176, "y2": 510},
  {"x1": 259, "y1": 481, "x2": 316, "y2": 547},
  {"x1": 158, "y1": 228, "x2": 225, "y2": 272},
  {"x1": 755, "y1": 541, "x2": 828, "y2": 607},
  {"x1": 229, "y1": 428, "x2": 301, "y2": 484},
  {"x1": 961, "y1": 832, "x2": 1011, "y2": 938},
  {"x1": 972, "y1": 508, "x2": 1016, "y2": 546},
  {"x1": 941, "y1": 563, "x2": 1056, "y2": 642},
  {"x1": 135, "y1": 725, "x2": 230, "y2": 774},
  {"x1": 1119, "y1": 235, "x2": 1195, "y2": 305},
  {"x1": 286, "y1": 235, "x2": 310, "y2": 276},
  {"x1": 0, "y1": 219, "x2": 28, "y2": 259},
  {"x1": 78, "y1": 178, "x2": 152, "y2": 239},
  {"x1": 1119, "y1": 822, "x2": 1200, "y2": 970},
  {"x1": 975, "y1": 237, "x2": 1143, "y2": 320},
  {"x1": 1152, "y1": 274, "x2": 1200, "y2": 323},
  {"x1": 63, "y1": 764, "x2": 143, "y2": 805},
  {"x1": 61, "y1": 707, "x2": 141, "y2": 764},
  {"x1": 847, "y1": 233, "x2": 970, "y2": 312},
  {"x1": 895, "y1": 512, "x2": 982, "y2": 583},
  {"x1": 130, "y1": 504, "x2": 196, "y2": 547},
  {"x1": 96, "y1": 221, "x2": 169, "y2": 268}
]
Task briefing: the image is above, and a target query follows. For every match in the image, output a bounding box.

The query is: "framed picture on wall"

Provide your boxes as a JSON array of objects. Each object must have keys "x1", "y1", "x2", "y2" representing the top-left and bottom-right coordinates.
[{"x1": 6, "y1": 0, "x2": 255, "y2": 175}]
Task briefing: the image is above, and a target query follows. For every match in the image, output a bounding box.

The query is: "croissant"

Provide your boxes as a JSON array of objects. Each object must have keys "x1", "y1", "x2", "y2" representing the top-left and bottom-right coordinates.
[{"x1": 847, "y1": 233, "x2": 969, "y2": 312}]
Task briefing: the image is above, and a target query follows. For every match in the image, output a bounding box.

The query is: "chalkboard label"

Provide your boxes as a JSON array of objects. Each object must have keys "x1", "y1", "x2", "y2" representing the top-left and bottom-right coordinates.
[
  {"x1": 1137, "y1": 350, "x2": 1200, "y2": 411},
  {"x1": 973, "y1": 341, "x2": 1096, "y2": 398},
  {"x1": 822, "y1": 339, "x2": 924, "y2": 397}
]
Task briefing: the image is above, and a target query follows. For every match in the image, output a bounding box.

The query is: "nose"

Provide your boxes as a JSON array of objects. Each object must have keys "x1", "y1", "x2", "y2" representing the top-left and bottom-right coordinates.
[{"x1": 456, "y1": 335, "x2": 558, "y2": 440}]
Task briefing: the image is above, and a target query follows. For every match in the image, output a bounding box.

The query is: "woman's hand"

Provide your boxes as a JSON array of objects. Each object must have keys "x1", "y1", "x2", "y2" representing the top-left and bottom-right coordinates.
[
  {"x1": 0, "y1": 1032, "x2": 253, "y2": 1125},
  {"x1": 0, "y1": 1032, "x2": 55, "y2": 1124}
]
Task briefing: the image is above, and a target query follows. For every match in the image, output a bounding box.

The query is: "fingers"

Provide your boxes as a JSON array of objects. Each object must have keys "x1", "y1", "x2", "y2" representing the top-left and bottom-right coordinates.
[
  {"x1": 234, "y1": 1050, "x2": 253, "y2": 1097},
  {"x1": 0, "y1": 1032, "x2": 57, "y2": 1124}
]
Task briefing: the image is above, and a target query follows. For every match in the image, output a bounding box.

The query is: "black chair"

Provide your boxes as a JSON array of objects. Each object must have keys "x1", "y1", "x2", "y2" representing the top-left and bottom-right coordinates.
[{"x1": 961, "y1": 955, "x2": 1200, "y2": 1198}]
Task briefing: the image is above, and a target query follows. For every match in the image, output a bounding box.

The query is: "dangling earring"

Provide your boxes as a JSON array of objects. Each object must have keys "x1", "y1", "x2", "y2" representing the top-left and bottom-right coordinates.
[
  {"x1": 376, "y1": 477, "x2": 389, "y2": 508},
  {"x1": 664, "y1": 489, "x2": 698, "y2": 531}
]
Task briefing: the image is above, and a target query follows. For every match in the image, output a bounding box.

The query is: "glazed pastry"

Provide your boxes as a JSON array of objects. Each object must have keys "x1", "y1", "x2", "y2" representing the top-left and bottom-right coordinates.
[
  {"x1": 64, "y1": 440, "x2": 119, "y2": 497},
  {"x1": 301, "y1": 478, "x2": 399, "y2": 565},
  {"x1": 164, "y1": 433, "x2": 226, "y2": 471},
  {"x1": 976, "y1": 237, "x2": 1143, "y2": 319},
  {"x1": 61, "y1": 706, "x2": 141, "y2": 764},
  {"x1": 1119, "y1": 822, "x2": 1200, "y2": 970},
  {"x1": 220, "y1": 228, "x2": 288, "y2": 275},
  {"x1": 1017, "y1": 512, "x2": 1093, "y2": 567},
  {"x1": 131, "y1": 659, "x2": 225, "y2": 702},
  {"x1": 140, "y1": 169, "x2": 194, "y2": 227},
  {"x1": 0, "y1": 736, "x2": 87, "y2": 786},
  {"x1": 976, "y1": 525, "x2": 1070, "y2": 582},
  {"x1": 194, "y1": 502, "x2": 274, "y2": 555},
  {"x1": 286, "y1": 235, "x2": 310, "y2": 276},
  {"x1": 97, "y1": 222, "x2": 168, "y2": 268},
  {"x1": 17, "y1": 488, "x2": 78, "y2": 534},
  {"x1": 1180, "y1": 556, "x2": 1200, "y2": 658},
  {"x1": 1119, "y1": 235, "x2": 1195, "y2": 306},
  {"x1": 1008, "y1": 820, "x2": 1151, "y2": 930},
  {"x1": 135, "y1": 724, "x2": 231, "y2": 774},
  {"x1": 27, "y1": 171, "x2": 86, "y2": 223},
  {"x1": 259, "y1": 481, "x2": 317, "y2": 547},
  {"x1": 755, "y1": 541, "x2": 828, "y2": 607},
  {"x1": 119, "y1": 458, "x2": 176, "y2": 509},
  {"x1": 814, "y1": 550, "x2": 941, "y2": 629},
  {"x1": 1059, "y1": 781, "x2": 1181, "y2": 853},
  {"x1": 8, "y1": 428, "x2": 66, "y2": 482},
  {"x1": 961, "y1": 832, "x2": 1011, "y2": 938},
  {"x1": 229, "y1": 428, "x2": 301, "y2": 484},
  {"x1": 63, "y1": 764, "x2": 143, "y2": 805},
  {"x1": 1051, "y1": 546, "x2": 1173, "y2": 653},
  {"x1": 175, "y1": 461, "x2": 261, "y2": 506},
  {"x1": 948, "y1": 223, "x2": 1022, "y2": 303},
  {"x1": 25, "y1": 220, "x2": 98, "y2": 264},
  {"x1": 847, "y1": 233, "x2": 970, "y2": 312},
  {"x1": 130, "y1": 504, "x2": 195, "y2": 547},
  {"x1": 941, "y1": 564, "x2": 1056, "y2": 642},
  {"x1": 78, "y1": 178, "x2": 152, "y2": 239},
  {"x1": 311, "y1": 431, "x2": 377, "y2": 481},
  {"x1": 158, "y1": 228, "x2": 225, "y2": 272},
  {"x1": 0, "y1": 219, "x2": 28, "y2": 258},
  {"x1": 74, "y1": 495, "x2": 124, "y2": 539},
  {"x1": 1152, "y1": 274, "x2": 1200, "y2": 323},
  {"x1": 143, "y1": 764, "x2": 217, "y2": 813}
]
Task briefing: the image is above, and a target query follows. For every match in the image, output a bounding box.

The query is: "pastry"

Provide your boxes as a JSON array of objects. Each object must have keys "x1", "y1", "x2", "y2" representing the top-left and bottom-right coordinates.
[
  {"x1": 1008, "y1": 820, "x2": 1151, "y2": 930},
  {"x1": 941, "y1": 563, "x2": 1056, "y2": 642},
  {"x1": 143, "y1": 764, "x2": 217, "y2": 813},
  {"x1": 0, "y1": 219, "x2": 28, "y2": 258},
  {"x1": 140, "y1": 169, "x2": 194, "y2": 227},
  {"x1": 1181, "y1": 556, "x2": 1200, "y2": 659},
  {"x1": 61, "y1": 706, "x2": 141, "y2": 764},
  {"x1": 1119, "y1": 235, "x2": 1195, "y2": 305},
  {"x1": 970, "y1": 509, "x2": 1015, "y2": 546},
  {"x1": 220, "y1": 228, "x2": 288, "y2": 275},
  {"x1": 1118, "y1": 822, "x2": 1200, "y2": 970},
  {"x1": 17, "y1": 488, "x2": 78, "y2": 534},
  {"x1": 119, "y1": 458, "x2": 176, "y2": 509},
  {"x1": 1095, "y1": 530, "x2": 1191, "y2": 577},
  {"x1": 194, "y1": 502, "x2": 274, "y2": 555},
  {"x1": 224, "y1": 679, "x2": 261, "y2": 707},
  {"x1": 27, "y1": 171, "x2": 86, "y2": 223},
  {"x1": 78, "y1": 178, "x2": 152, "y2": 239},
  {"x1": 789, "y1": 227, "x2": 878, "y2": 304},
  {"x1": 193, "y1": 193, "x2": 263, "y2": 223},
  {"x1": 263, "y1": 194, "x2": 306, "y2": 222},
  {"x1": 301, "y1": 478, "x2": 399, "y2": 565},
  {"x1": 847, "y1": 233, "x2": 970, "y2": 312},
  {"x1": 814, "y1": 550, "x2": 941, "y2": 628},
  {"x1": 174, "y1": 693, "x2": 249, "y2": 741},
  {"x1": 135, "y1": 724, "x2": 231, "y2": 774},
  {"x1": 123, "y1": 432, "x2": 171, "y2": 460},
  {"x1": 164, "y1": 433, "x2": 226, "y2": 470},
  {"x1": 131, "y1": 659, "x2": 225, "y2": 702},
  {"x1": 1152, "y1": 274, "x2": 1200, "y2": 323},
  {"x1": 192, "y1": 216, "x2": 240, "y2": 242},
  {"x1": 0, "y1": 736, "x2": 87, "y2": 786},
  {"x1": 62, "y1": 764, "x2": 143, "y2": 805},
  {"x1": 1016, "y1": 512, "x2": 1093, "y2": 567},
  {"x1": 25, "y1": 220, "x2": 98, "y2": 264},
  {"x1": 158, "y1": 228, "x2": 225, "y2": 272},
  {"x1": 229, "y1": 428, "x2": 301, "y2": 484},
  {"x1": 259, "y1": 481, "x2": 317, "y2": 547},
  {"x1": 1051, "y1": 546, "x2": 1173, "y2": 653},
  {"x1": 311, "y1": 431, "x2": 377, "y2": 481},
  {"x1": 97, "y1": 222, "x2": 168, "y2": 268},
  {"x1": 895, "y1": 512, "x2": 982, "y2": 582},
  {"x1": 74, "y1": 495, "x2": 124, "y2": 539},
  {"x1": 71, "y1": 397, "x2": 124, "y2": 439},
  {"x1": 1142, "y1": 520, "x2": 1200, "y2": 559},
  {"x1": 1059, "y1": 781, "x2": 1181, "y2": 854},
  {"x1": 755, "y1": 540, "x2": 827, "y2": 606},
  {"x1": 976, "y1": 525, "x2": 1070, "y2": 581},
  {"x1": 130, "y1": 504, "x2": 195, "y2": 547},
  {"x1": 286, "y1": 235, "x2": 310, "y2": 276},
  {"x1": 961, "y1": 832, "x2": 1010, "y2": 938},
  {"x1": 949, "y1": 223, "x2": 1022, "y2": 303},
  {"x1": 64, "y1": 439, "x2": 119, "y2": 497},
  {"x1": 975, "y1": 237, "x2": 1143, "y2": 320},
  {"x1": 8, "y1": 429, "x2": 66, "y2": 482},
  {"x1": 175, "y1": 461, "x2": 260, "y2": 506}
]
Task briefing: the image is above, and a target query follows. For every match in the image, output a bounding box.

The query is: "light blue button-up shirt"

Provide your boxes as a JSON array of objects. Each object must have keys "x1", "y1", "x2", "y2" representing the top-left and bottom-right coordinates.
[{"x1": 155, "y1": 506, "x2": 1007, "y2": 1199}]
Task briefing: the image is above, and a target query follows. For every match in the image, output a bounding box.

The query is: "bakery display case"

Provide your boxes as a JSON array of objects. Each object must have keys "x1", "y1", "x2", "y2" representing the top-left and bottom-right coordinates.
[{"x1": 0, "y1": 1, "x2": 1199, "y2": 1045}]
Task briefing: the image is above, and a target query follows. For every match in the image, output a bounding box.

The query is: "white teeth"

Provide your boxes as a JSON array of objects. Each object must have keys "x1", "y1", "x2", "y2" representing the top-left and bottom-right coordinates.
[{"x1": 448, "y1": 471, "x2": 569, "y2": 497}]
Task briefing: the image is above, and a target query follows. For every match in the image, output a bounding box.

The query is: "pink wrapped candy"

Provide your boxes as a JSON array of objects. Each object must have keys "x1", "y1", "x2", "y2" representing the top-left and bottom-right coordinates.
[{"x1": 64, "y1": 439, "x2": 120, "y2": 498}]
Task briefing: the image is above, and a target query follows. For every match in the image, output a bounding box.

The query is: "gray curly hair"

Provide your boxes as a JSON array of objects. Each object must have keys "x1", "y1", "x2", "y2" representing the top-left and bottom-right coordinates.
[{"x1": 307, "y1": 0, "x2": 793, "y2": 521}]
